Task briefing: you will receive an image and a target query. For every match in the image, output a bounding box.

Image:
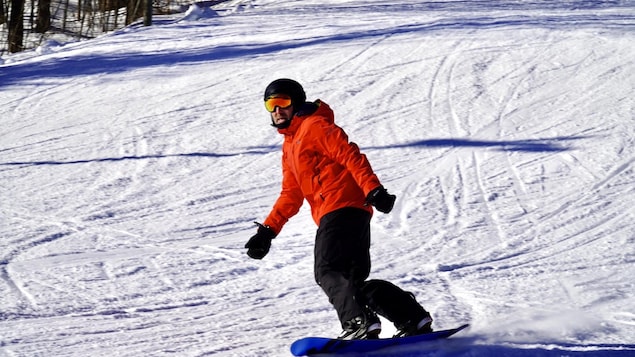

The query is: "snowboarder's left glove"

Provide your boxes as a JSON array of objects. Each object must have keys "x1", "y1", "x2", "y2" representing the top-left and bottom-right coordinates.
[
  {"x1": 245, "y1": 222, "x2": 276, "y2": 259},
  {"x1": 366, "y1": 186, "x2": 396, "y2": 213}
]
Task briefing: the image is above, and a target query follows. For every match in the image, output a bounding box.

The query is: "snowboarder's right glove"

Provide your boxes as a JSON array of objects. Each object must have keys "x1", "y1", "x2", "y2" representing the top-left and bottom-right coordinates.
[
  {"x1": 245, "y1": 222, "x2": 276, "y2": 260},
  {"x1": 366, "y1": 186, "x2": 396, "y2": 213}
]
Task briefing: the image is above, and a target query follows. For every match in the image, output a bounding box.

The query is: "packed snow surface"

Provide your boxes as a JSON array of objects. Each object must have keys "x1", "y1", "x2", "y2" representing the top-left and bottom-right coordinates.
[{"x1": 1, "y1": 0, "x2": 634, "y2": 356}]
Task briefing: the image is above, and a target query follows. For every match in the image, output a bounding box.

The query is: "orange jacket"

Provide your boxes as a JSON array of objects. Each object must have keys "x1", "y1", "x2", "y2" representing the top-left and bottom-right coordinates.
[{"x1": 263, "y1": 100, "x2": 382, "y2": 234}]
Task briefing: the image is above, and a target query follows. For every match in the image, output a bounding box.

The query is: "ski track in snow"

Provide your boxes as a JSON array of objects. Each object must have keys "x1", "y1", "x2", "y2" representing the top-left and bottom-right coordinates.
[{"x1": 1, "y1": 0, "x2": 634, "y2": 356}]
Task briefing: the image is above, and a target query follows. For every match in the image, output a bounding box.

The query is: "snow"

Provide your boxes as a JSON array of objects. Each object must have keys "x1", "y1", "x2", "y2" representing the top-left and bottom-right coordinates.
[{"x1": 1, "y1": 0, "x2": 634, "y2": 356}]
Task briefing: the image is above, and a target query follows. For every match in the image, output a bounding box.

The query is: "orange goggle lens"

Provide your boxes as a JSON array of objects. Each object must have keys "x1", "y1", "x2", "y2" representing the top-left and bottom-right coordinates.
[{"x1": 265, "y1": 96, "x2": 292, "y2": 112}]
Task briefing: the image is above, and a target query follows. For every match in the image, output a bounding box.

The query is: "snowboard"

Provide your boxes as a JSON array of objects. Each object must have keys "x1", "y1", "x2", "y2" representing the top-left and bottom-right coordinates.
[{"x1": 290, "y1": 323, "x2": 469, "y2": 356}]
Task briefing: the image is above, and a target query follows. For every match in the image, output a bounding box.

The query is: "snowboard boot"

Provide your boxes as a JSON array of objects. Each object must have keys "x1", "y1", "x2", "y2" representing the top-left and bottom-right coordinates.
[
  {"x1": 393, "y1": 314, "x2": 433, "y2": 338},
  {"x1": 337, "y1": 309, "x2": 381, "y2": 340}
]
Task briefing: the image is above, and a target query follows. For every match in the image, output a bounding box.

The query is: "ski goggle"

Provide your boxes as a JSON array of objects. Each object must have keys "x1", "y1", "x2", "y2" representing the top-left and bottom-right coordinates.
[{"x1": 264, "y1": 95, "x2": 292, "y2": 112}]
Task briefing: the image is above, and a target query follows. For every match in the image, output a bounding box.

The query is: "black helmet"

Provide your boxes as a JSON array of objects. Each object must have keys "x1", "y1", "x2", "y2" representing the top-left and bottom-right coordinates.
[{"x1": 264, "y1": 78, "x2": 306, "y2": 107}]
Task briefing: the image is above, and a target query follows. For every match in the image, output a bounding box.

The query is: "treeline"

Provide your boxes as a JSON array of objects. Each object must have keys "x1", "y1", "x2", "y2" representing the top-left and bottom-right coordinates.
[{"x1": 1, "y1": 0, "x2": 183, "y2": 54}]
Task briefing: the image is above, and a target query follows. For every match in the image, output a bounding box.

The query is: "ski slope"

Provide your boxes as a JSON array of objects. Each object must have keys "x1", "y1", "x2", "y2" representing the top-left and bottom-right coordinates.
[{"x1": 1, "y1": 0, "x2": 634, "y2": 356}]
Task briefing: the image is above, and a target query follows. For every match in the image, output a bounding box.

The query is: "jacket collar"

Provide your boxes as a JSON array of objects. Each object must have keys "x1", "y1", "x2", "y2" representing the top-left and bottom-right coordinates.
[{"x1": 277, "y1": 100, "x2": 332, "y2": 136}]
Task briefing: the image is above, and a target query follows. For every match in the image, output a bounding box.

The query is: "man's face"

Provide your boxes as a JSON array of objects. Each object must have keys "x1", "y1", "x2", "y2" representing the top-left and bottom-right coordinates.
[{"x1": 271, "y1": 105, "x2": 294, "y2": 127}]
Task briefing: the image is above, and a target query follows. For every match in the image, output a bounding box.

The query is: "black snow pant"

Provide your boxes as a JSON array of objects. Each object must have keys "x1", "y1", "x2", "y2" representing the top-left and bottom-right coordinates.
[{"x1": 314, "y1": 207, "x2": 430, "y2": 329}]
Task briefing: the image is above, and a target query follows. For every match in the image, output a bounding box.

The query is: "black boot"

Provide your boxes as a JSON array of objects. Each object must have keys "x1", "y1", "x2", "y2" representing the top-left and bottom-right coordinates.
[
  {"x1": 393, "y1": 314, "x2": 433, "y2": 338},
  {"x1": 360, "y1": 280, "x2": 434, "y2": 337},
  {"x1": 337, "y1": 309, "x2": 381, "y2": 340}
]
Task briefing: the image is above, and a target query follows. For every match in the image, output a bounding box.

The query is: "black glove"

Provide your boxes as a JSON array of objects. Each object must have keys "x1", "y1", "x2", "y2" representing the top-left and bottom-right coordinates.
[
  {"x1": 244, "y1": 222, "x2": 276, "y2": 259},
  {"x1": 366, "y1": 186, "x2": 396, "y2": 213}
]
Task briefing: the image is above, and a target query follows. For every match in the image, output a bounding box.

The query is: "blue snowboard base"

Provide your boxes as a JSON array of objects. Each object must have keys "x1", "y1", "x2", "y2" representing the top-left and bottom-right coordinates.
[{"x1": 290, "y1": 323, "x2": 469, "y2": 356}]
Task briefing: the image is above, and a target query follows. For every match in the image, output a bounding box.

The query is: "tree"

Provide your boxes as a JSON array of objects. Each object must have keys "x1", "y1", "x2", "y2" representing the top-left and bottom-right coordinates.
[
  {"x1": 36, "y1": 0, "x2": 51, "y2": 33},
  {"x1": 8, "y1": 0, "x2": 24, "y2": 53},
  {"x1": 126, "y1": 0, "x2": 144, "y2": 25},
  {"x1": 1, "y1": 0, "x2": 7, "y2": 25}
]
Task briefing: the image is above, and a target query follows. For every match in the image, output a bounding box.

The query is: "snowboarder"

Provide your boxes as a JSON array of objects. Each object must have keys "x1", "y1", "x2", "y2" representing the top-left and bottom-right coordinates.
[{"x1": 245, "y1": 78, "x2": 433, "y2": 340}]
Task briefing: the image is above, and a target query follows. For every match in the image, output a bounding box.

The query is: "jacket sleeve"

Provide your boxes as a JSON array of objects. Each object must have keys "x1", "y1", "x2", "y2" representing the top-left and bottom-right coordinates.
[
  {"x1": 314, "y1": 118, "x2": 382, "y2": 196},
  {"x1": 263, "y1": 154, "x2": 304, "y2": 235}
]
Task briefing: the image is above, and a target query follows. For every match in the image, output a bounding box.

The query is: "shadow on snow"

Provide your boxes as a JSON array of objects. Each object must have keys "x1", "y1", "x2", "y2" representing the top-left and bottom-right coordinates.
[
  {"x1": 346, "y1": 336, "x2": 635, "y2": 356},
  {"x1": 366, "y1": 136, "x2": 589, "y2": 153},
  {"x1": 0, "y1": 136, "x2": 585, "y2": 167}
]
